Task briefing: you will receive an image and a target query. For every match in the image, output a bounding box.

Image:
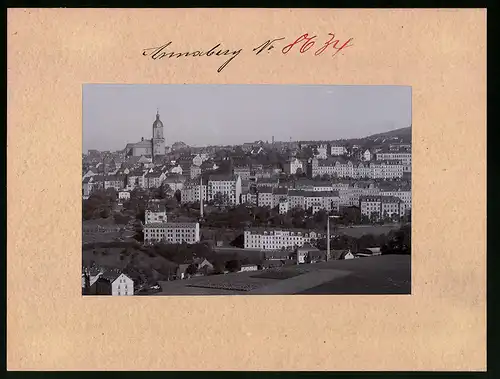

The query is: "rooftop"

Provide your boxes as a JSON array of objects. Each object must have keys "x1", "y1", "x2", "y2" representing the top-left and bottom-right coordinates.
[{"x1": 144, "y1": 222, "x2": 199, "y2": 228}]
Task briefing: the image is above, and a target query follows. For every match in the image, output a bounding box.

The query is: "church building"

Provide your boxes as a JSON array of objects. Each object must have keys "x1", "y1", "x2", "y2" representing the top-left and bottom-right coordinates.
[{"x1": 124, "y1": 110, "x2": 166, "y2": 162}]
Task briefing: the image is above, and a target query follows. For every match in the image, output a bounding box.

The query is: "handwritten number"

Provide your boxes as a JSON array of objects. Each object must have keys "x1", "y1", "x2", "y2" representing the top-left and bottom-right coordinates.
[
  {"x1": 282, "y1": 34, "x2": 318, "y2": 54},
  {"x1": 315, "y1": 33, "x2": 336, "y2": 56},
  {"x1": 282, "y1": 34, "x2": 306, "y2": 54},
  {"x1": 300, "y1": 39, "x2": 316, "y2": 53}
]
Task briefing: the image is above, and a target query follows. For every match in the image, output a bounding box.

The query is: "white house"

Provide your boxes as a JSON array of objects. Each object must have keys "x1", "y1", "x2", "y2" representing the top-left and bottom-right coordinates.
[
  {"x1": 240, "y1": 264, "x2": 259, "y2": 272},
  {"x1": 285, "y1": 158, "x2": 304, "y2": 175},
  {"x1": 244, "y1": 229, "x2": 325, "y2": 250},
  {"x1": 90, "y1": 271, "x2": 134, "y2": 296},
  {"x1": 118, "y1": 191, "x2": 131, "y2": 201},
  {"x1": 330, "y1": 145, "x2": 347, "y2": 156},
  {"x1": 279, "y1": 200, "x2": 289, "y2": 214},
  {"x1": 363, "y1": 149, "x2": 372, "y2": 161},
  {"x1": 315, "y1": 144, "x2": 329, "y2": 159}
]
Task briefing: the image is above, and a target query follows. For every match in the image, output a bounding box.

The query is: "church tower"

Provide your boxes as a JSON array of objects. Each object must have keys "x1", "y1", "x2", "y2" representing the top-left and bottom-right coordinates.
[{"x1": 152, "y1": 109, "x2": 166, "y2": 162}]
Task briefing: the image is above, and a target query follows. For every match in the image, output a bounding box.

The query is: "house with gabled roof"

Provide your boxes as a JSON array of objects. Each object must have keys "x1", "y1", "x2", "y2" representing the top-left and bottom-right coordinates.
[{"x1": 92, "y1": 270, "x2": 134, "y2": 296}]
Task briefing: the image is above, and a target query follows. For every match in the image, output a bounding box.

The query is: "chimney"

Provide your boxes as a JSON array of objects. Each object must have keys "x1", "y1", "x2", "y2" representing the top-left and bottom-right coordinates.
[{"x1": 199, "y1": 176, "x2": 204, "y2": 219}]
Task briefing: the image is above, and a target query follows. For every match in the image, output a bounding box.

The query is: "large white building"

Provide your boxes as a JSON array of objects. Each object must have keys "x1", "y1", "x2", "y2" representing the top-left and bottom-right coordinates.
[
  {"x1": 308, "y1": 157, "x2": 406, "y2": 179},
  {"x1": 244, "y1": 229, "x2": 326, "y2": 250},
  {"x1": 180, "y1": 174, "x2": 242, "y2": 205},
  {"x1": 330, "y1": 145, "x2": 347, "y2": 156},
  {"x1": 143, "y1": 222, "x2": 200, "y2": 244},
  {"x1": 376, "y1": 150, "x2": 412, "y2": 172},
  {"x1": 285, "y1": 158, "x2": 304, "y2": 175},
  {"x1": 207, "y1": 174, "x2": 242, "y2": 205},
  {"x1": 380, "y1": 188, "x2": 412, "y2": 209},
  {"x1": 181, "y1": 180, "x2": 207, "y2": 204},
  {"x1": 314, "y1": 144, "x2": 329, "y2": 159},
  {"x1": 376, "y1": 151, "x2": 412, "y2": 164},
  {"x1": 359, "y1": 195, "x2": 406, "y2": 220}
]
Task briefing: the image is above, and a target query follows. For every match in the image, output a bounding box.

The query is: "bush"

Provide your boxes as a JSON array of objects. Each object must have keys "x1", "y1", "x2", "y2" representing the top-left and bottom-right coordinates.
[{"x1": 225, "y1": 259, "x2": 241, "y2": 273}]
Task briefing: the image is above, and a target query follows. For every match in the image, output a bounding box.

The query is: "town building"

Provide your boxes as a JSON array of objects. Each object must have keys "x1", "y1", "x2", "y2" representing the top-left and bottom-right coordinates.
[
  {"x1": 257, "y1": 187, "x2": 274, "y2": 208},
  {"x1": 95, "y1": 271, "x2": 134, "y2": 296},
  {"x1": 244, "y1": 228, "x2": 326, "y2": 250},
  {"x1": 207, "y1": 174, "x2": 242, "y2": 205},
  {"x1": 126, "y1": 170, "x2": 146, "y2": 189},
  {"x1": 363, "y1": 149, "x2": 372, "y2": 161},
  {"x1": 314, "y1": 144, "x2": 329, "y2": 159},
  {"x1": 330, "y1": 145, "x2": 347, "y2": 156},
  {"x1": 233, "y1": 166, "x2": 251, "y2": 181},
  {"x1": 190, "y1": 164, "x2": 202, "y2": 179},
  {"x1": 278, "y1": 199, "x2": 289, "y2": 214},
  {"x1": 359, "y1": 195, "x2": 406, "y2": 220},
  {"x1": 240, "y1": 264, "x2": 259, "y2": 272},
  {"x1": 145, "y1": 171, "x2": 166, "y2": 188},
  {"x1": 180, "y1": 179, "x2": 207, "y2": 204},
  {"x1": 163, "y1": 174, "x2": 186, "y2": 192},
  {"x1": 124, "y1": 110, "x2": 166, "y2": 163},
  {"x1": 284, "y1": 157, "x2": 304, "y2": 175},
  {"x1": 118, "y1": 191, "x2": 130, "y2": 201},
  {"x1": 143, "y1": 222, "x2": 201, "y2": 244},
  {"x1": 145, "y1": 208, "x2": 167, "y2": 225},
  {"x1": 102, "y1": 175, "x2": 126, "y2": 191}
]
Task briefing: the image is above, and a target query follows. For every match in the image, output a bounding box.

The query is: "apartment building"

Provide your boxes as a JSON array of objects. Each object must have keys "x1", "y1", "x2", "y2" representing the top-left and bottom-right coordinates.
[
  {"x1": 244, "y1": 229, "x2": 326, "y2": 250},
  {"x1": 233, "y1": 166, "x2": 251, "y2": 181},
  {"x1": 180, "y1": 179, "x2": 207, "y2": 204},
  {"x1": 145, "y1": 171, "x2": 166, "y2": 188},
  {"x1": 103, "y1": 175, "x2": 126, "y2": 191},
  {"x1": 330, "y1": 145, "x2": 347, "y2": 156},
  {"x1": 127, "y1": 170, "x2": 146, "y2": 189},
  {"x1": 359, "y1": 195, "x2": 406, "y2": 220},
  {"x1": 143, "y1": 222, "x2": 200, "y2": 244},
  {"x1": 207, "y1": 174, "x2": 242, "y2": 205}
]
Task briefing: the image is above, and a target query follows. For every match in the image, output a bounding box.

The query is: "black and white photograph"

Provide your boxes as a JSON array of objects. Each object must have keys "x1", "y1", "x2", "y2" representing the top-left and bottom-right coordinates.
[{"x1": 82, "y1": 84, "x2": 412, "y2": 296}]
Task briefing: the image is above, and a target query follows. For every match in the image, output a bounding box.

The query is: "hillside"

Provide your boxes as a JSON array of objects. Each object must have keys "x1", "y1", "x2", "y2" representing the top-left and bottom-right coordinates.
[{"x1": 366, "y1": 126, "x2": 412, "y2": 140}]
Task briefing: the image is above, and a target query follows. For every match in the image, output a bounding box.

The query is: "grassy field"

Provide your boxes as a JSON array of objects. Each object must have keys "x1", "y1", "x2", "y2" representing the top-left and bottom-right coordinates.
[{"x1": 82, "y1": 243, "x2": 177, "y2": 275}]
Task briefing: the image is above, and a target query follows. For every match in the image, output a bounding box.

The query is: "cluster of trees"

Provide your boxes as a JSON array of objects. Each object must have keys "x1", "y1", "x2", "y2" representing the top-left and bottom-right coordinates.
[
  {"x1": 381, "y1": 224, "x2": 411, "y2": 254},
  {"x1": 147, "y1": 242, "x2": 215, "y2": 265},
  {"x1": 82, "y1": 189, "x2": 118, "y2": 220},
  {"x1": 314, "y1": 224, "x2": 411, "y2": 254},
  {"x1": 198, "y1": 204, "x2": 363, "y2": 231},
  {"x1": 143, "y1": 242, "x2": 259, "y2": 277}
]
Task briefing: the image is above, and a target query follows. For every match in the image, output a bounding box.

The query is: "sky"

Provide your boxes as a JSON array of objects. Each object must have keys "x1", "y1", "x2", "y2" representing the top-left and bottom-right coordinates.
[{"x1": 83, "y1": 84, "x2": 411, "y2": 153}]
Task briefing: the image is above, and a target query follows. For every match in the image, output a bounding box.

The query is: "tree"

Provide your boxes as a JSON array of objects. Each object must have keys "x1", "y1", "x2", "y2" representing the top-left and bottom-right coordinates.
[
  {"x1": 100, "y1": 208, "x2": 111, "y2": 218},
  {"x1": 213, "y1": 192, "x2": 230, "y2": 206},
  {"x1": 321, "y1": 174, "x2": 331, "y2": 181},
  {"x1": 341, "y1": 206, "x2": 361, "y2": 225},
  {"x1": 381, "y1": 224, "x2": 411, "y2": 255},
  {"x1": 185, "y1": 263, "x2": 198, "y2": 276},
  {"x1": 174, "y1": 189, "x2": 181, "y2": 203},
  {"x1": 114, "y1": 213, "x2": 131, "y2": 225},
  {"x1": 225, "y1": 259, "x2": 241, "y2": 273}
]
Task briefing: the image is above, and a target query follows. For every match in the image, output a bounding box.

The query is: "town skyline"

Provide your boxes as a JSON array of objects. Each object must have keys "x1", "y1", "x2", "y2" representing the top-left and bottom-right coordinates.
[{"x1": 83, "y1": 84, "x2": 412, "y2": 153}]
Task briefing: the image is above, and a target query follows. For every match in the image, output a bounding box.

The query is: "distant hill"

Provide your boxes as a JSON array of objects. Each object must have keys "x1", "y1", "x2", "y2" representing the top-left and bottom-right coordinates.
[
  {"x1": 366, "y1": 126, "x2": 412, "y2": 140},
  {"x1": 337, "y1": 126, "x2": 412, "y2": 146}
]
